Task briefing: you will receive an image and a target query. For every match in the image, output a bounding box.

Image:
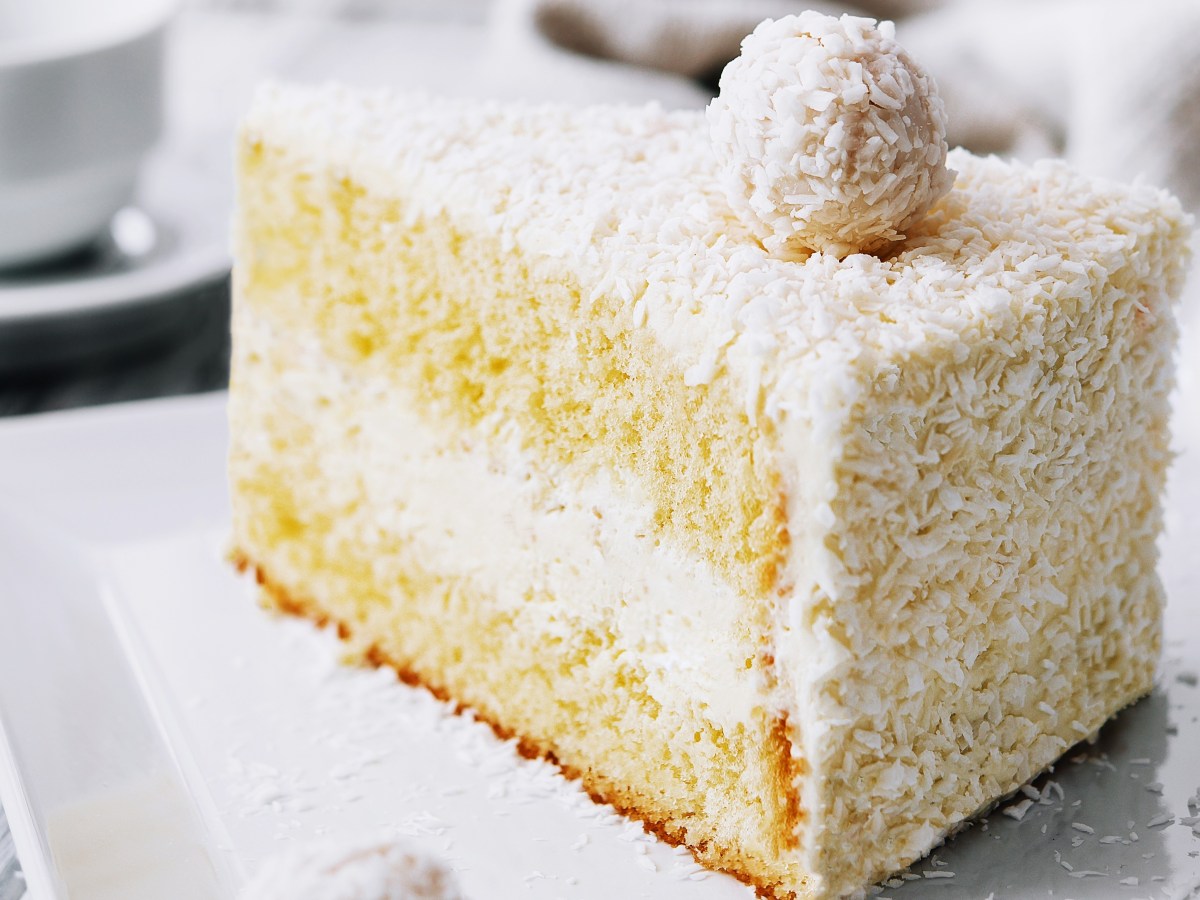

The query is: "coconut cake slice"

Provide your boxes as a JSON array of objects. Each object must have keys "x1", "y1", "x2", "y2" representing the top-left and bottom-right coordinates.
[{"x1": 228, "y1": 18, "x2": 1191, "y2": 897}]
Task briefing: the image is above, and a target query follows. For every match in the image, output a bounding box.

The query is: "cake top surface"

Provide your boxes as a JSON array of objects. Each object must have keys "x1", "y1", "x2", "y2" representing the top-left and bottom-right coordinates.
[
  {"x1": 243, "y1": 83, "x2": 1190, "y2": 425},
  {"x1": 708, "y1": 13, "x2": 954, "y2": 259}
]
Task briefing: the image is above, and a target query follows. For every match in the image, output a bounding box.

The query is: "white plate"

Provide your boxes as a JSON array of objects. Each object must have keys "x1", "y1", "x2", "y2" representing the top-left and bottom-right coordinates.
[{"x1": 0, "y1": 392, "x2": 1198, "y2": 900}]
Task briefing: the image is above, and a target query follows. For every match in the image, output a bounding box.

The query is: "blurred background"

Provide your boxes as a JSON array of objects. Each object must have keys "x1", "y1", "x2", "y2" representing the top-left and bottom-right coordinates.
[{"x1": 1, "y1": 1, "x2": 1197, "y2": 896}]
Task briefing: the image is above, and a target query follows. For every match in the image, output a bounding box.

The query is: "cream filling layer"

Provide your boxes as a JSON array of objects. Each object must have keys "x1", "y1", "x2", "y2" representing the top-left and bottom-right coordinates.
[{"x1": 236, "y1": 310, "x2": 770, "y2": 731}]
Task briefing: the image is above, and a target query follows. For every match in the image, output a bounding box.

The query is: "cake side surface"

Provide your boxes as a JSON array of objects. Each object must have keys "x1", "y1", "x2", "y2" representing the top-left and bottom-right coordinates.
[
  {"x1": 774, "y1": 158, "x2": 1191, "y2": 894},
  {"x1": 229, "y1": 127, "x2": 811, "y2": 894}
]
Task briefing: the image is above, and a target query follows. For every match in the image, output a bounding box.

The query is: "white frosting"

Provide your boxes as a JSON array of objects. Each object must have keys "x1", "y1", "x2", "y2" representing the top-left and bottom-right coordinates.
[
  {"x1": 707, "y1": 12, "x2": 954, "y2": 259},
  {"x1": 240, "y1": 836, "x2": 462, "y2": 900}
]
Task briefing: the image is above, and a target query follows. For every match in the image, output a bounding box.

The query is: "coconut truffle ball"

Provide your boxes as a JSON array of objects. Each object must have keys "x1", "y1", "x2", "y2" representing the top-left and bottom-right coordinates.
[
  {"x1": 707, "y1": 12, "x2": 955, "y2": 259},
  {"x1": 240, "y1": 837, "x2": 463, "y2": 900}
]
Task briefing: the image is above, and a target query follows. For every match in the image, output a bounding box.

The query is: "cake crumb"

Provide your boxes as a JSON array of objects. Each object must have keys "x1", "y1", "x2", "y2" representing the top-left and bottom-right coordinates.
[{"x1": 1002, "y1": 799, "x2": 1035, "y2": 820}]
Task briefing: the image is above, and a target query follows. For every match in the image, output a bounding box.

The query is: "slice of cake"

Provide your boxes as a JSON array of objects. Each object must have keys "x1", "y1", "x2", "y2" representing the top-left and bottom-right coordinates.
[{"x1": 228, "y1": 14, "x2": 1191, "y2": 899}]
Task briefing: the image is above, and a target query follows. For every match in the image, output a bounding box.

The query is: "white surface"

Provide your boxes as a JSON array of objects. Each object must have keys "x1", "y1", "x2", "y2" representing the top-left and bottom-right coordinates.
[
  {"x1": 0, "y1": 387, "x2": 1196, "y2": 898},
  {"x1": 0, "y1": 507, "x2": 238, "y2": 900}
]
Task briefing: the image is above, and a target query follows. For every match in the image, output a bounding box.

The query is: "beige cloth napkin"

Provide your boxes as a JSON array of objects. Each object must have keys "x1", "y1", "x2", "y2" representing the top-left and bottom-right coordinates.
[{"x1": 508, "y1": 0, "x2": 1200, "y2": 212}]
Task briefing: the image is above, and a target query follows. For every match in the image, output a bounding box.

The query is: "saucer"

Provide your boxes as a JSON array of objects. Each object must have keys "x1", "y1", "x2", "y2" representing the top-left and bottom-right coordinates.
[{"x1": 0, "y1": 143, "x2": 230, "y2": 373}]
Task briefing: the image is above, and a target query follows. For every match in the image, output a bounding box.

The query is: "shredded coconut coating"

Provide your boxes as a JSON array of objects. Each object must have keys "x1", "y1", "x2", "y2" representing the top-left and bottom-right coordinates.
[
  {"x1": 707, "y1": 12, "x2": 955, "y2": 259},
  {"x1": 239, "y1": 837, "x2": 463, "y2": 900}
]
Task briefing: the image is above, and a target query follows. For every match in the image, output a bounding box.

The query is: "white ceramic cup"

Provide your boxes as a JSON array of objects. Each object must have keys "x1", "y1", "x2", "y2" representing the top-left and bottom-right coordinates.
[{"x1": 0, "y1": 0, "x2": 175, "y2": 269}]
